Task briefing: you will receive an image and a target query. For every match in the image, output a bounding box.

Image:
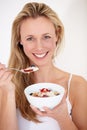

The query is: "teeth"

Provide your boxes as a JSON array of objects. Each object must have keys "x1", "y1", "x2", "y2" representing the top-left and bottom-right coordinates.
[{"x1": 34, "y1": 53, "x2": 47, "y2": 58}]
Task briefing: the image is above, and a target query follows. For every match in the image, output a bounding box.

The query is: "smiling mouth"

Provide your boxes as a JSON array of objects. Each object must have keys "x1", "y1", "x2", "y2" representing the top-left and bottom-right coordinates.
[{"x1": 33, "y1": 52, "x2": 48, "y2": 58}]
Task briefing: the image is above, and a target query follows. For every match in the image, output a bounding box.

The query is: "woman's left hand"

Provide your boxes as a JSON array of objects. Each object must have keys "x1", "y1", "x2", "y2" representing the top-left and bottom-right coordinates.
[{"x1": 30, "y1": 92, "x2": 70, "y2": 121}]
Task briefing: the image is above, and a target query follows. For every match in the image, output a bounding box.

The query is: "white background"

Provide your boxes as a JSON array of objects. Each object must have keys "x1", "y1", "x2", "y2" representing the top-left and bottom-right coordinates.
[{"x1": 0, "y1": 0, "x2": 87, "y2": 79}]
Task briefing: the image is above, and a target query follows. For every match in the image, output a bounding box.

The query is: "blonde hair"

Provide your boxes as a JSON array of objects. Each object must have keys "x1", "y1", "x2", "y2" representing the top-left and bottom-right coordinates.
[{"x1": 8, "y1": 2, "x2": 64, "y2": 122}]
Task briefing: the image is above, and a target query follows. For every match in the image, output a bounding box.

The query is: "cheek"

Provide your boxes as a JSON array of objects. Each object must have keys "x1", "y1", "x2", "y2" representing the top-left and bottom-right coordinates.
[
  {"x1": 22, "y1": 45, "x2": 32, "y2": 55},
  {"x1": 47, "y1": 40, "x2": 56, "y2": 50}
]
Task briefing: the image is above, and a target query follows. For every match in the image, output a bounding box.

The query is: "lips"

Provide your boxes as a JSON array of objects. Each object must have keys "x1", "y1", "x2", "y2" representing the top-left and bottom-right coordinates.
[{"x1": 33, "y1": 52, "x2": 48, "y2": 58}]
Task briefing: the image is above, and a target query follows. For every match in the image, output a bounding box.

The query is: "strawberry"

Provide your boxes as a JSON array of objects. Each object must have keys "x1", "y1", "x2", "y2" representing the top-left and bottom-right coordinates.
[{"x1": 40, "y1": 88, "x2": 51, "y2": 92}]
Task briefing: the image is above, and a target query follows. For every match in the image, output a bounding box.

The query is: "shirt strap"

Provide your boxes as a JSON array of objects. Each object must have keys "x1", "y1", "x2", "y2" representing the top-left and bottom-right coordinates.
[{"x1": 67, "y1": 74, "x2": 72, "y2": 96}]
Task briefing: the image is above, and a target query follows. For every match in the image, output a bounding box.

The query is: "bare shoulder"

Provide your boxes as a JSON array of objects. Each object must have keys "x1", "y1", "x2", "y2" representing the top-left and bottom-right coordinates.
[
  {"x1": 69, "y1": 74, "x2": 87, "y2": 105},
  {"x1": 70, "y1": 75, "x2": 87, "y2": 129},
  {"x1": 71, "y1": 74, "x2": 87, "y2": 88},
  {"x1": 71, "y1": 74, "x2": 87, "y2": 94}
]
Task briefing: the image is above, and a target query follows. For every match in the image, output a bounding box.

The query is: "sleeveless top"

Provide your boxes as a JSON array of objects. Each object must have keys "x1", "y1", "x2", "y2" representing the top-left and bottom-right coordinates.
[{"x1": 17, "y1": 74, "x2": 72, "y2": 130}]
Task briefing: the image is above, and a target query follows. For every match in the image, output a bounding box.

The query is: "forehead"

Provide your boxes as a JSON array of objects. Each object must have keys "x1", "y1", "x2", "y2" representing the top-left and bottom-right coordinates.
[{"x1": 20, "y1": 16, "x2": 56, "y2": 35}]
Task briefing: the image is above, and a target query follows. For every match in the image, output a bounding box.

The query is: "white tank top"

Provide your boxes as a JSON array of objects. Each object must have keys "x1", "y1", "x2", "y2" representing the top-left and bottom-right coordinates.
[{"x1": 17, "y1": 74, "x2": 72, "y2": 130}]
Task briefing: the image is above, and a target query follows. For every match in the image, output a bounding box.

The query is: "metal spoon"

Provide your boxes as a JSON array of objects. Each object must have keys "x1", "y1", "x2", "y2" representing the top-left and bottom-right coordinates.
[{"x1": 8, "y1": 65, "x2": 39, "y2": 74}]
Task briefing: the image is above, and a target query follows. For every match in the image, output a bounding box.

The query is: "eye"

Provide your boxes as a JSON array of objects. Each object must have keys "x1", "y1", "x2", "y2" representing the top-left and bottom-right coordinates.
[
  {"x1": 26, "y1": 36, "x2": 33, "y2": 41},
  {"x1": 44, "y1": 35, "x2": 51, "y2": 39}
]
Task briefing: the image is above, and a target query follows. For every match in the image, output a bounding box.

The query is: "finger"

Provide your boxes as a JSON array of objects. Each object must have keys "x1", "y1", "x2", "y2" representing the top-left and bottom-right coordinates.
[
  {"x1": 0, "y1": 70, "x2": 12, "y2": 81},
  {"x1": 0, "y1": 69, "x2": 7, "y2": 78},
  {"x1": 42, "y1": 106, "x2": 52, "y2": 113},
  {"x1": 5, "y1": 73, "x2": 13, "y2": 82},
  {"x1": 0, "y1": 63, "x2": 6, "y2": 69},
  {"x1": 30, "y1": 105, "x2": 43, "y2": 116}
]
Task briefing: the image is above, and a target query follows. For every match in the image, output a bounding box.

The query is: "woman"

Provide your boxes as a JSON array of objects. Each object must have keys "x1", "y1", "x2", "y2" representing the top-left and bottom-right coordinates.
[{"x1": 0, "y1": 2, "x2": 87, "y2": 130}]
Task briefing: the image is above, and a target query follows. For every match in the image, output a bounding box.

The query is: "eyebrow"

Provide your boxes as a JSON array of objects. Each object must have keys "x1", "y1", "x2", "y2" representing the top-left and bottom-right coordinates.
[
  {"x1": 25, "y1": 33, "x2": 52, "y2": 37},
  {"x1": 43, "y1": 33, "x2": 52, "y2": 35}
]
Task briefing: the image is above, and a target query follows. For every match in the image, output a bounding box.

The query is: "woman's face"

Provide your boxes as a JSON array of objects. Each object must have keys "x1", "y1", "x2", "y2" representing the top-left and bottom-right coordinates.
[{"x1": 20, "y1": 17, "x2": 57, "y2": 66}]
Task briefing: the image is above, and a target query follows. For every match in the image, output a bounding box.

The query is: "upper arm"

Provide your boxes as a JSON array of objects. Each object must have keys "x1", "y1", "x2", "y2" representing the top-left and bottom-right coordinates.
[{"x1": 71, "y1": 76, "x2": 87, "y2": 129}]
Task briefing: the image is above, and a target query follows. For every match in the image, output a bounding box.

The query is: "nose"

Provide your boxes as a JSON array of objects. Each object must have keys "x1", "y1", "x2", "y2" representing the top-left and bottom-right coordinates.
[{"x1": 35, "y1": 39, "x2": 43, "y2": 50}]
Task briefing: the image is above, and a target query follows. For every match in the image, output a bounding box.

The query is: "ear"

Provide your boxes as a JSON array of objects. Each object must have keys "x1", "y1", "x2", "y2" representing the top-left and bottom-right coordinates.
[
  {"x1": 20, "y1": 42, "x2": 23, "y2": 45},
  {"x1": 17, "y1": 42, "x2": 23, "y2": 47}
]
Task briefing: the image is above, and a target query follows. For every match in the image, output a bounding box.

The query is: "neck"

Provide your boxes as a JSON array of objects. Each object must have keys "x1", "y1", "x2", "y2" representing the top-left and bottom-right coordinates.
[{"x1": 33, "y1": 64, "x2": 59, "y2": 83}]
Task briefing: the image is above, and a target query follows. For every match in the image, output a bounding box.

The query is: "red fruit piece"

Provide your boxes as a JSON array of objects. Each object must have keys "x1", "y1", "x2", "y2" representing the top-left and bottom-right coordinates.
[
  {"x1": 23, "y1": 69, "x2": 33, "y2": 72},
  {"x1": 40, "y1": 88, "x2": 51, "y2": 92}
]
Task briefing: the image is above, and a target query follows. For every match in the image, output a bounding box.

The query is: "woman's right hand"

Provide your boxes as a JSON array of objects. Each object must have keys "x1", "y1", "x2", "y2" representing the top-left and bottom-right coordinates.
[
  {"x1": 0, "y1": 63, "x2": 18, "y2": 130},
  {"x1": 0, "y1": 63, "x2": 15, "y2": 94}
]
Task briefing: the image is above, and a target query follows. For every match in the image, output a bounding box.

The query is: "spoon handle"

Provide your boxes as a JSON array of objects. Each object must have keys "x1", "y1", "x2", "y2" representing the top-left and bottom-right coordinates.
[{"x1": 8, "y1": 66, "x2": 39, "y2": 73}]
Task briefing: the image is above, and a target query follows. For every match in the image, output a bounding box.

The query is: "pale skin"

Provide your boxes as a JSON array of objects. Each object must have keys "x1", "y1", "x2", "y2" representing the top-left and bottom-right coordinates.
[
  {"x1": 0, "y1": 63, "x2": 18, "y2": 130},
  {"x1": 0, "y1": 16, "x2": 87, "y2": 130}
]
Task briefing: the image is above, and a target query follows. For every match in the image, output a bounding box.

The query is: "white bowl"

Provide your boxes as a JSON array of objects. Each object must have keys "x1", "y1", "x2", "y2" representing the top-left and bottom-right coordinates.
[{"x1": 24, "y1": 83, "x2": 65, "y2": 111}]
